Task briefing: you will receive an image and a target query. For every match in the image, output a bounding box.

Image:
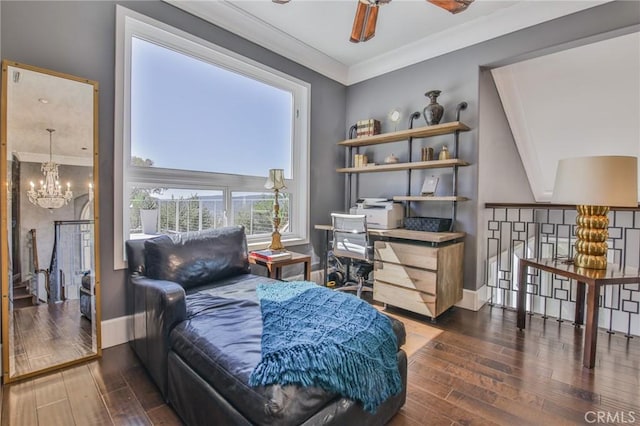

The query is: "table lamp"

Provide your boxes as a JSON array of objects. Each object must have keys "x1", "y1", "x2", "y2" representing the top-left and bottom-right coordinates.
[
  {"x1": 265, "y1": 168, "x2": 286, "y2": 250},
  {"x1": 551, "y1": 156, "x2": 638, "y2": 269}
]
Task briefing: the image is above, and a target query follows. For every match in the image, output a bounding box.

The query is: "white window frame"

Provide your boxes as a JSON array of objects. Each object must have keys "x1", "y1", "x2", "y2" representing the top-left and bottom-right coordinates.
[{"x1": 114, "y1": 6, "x2": 310, "y2": 270}]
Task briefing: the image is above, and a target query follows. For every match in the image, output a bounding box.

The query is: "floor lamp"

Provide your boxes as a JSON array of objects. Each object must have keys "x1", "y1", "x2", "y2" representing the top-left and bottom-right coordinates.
[{"x1": 265, "y1": 168, "x2": 286, "y2": 251}]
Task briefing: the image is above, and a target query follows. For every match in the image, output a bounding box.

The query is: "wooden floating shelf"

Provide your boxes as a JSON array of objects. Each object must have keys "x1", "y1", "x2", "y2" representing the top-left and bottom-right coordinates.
[
  {"x1": 337, "y1": 158, "x2": 469, "y2": 173},
  {"x1": 338, "y1": 121, "x2": 470, "y2": 147},
  {"x1": 393, "y1": 196, "x2": 469, "y2": 202}
]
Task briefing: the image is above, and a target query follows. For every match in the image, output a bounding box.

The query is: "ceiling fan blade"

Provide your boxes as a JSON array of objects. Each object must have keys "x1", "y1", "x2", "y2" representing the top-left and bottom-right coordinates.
[
  {"x1": 363, "y1": 5, "x2": 379, "y2": 41},
  {"x1": 427, "y1": 0, "x2": 474, "y2": 14},
  {"x1": 350, "y1": 1, "x2": 379, "y2": 43}
]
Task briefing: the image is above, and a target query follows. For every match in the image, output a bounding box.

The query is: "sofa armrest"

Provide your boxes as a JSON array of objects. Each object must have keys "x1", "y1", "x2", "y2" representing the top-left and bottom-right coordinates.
[{"x1": 129, "y1": 275, "x2": 186, "y2": 399}]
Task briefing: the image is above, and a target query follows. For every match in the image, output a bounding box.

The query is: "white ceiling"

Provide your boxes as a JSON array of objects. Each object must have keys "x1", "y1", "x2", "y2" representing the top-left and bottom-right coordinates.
[
  {"x1": 166, "y1": 0, "x2": 613, "y2": 85},
  {"x1": 6, "y1": 65, "x2": 94, "y2": 166}
]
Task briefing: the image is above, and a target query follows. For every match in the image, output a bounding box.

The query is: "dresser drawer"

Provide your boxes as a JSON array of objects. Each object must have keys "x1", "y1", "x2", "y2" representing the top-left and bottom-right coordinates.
[
  {"x1": 374, "y1": 262, "x2": 437, "y2": 295},
  {"x1": 374, "y1": 241, "x2": 438, "y2": 270},
  {"x1": 374, "y1": 282, "x2": 436, "y2": 318}
]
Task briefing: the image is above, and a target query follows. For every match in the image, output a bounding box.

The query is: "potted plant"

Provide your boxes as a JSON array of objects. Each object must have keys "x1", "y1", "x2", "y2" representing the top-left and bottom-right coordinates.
[{"x1": 139, "y1": 192, "x2": 159, "y2": 235}]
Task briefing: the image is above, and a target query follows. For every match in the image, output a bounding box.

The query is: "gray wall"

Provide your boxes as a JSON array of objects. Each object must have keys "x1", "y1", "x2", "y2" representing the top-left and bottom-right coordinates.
[
  {"x1": 2, "y1": 0, "x2": 638, "y2": 319},
  {"x1": 1, "y1": 1, "x2": 347, "y2": 320},
  {"x1": 346, "y1": 1, "x2": 640, "y2": 291}
]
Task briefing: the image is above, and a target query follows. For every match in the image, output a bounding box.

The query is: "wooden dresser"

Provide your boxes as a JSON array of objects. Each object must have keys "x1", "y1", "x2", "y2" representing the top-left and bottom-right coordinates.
[{"x1": 373, "y1": 240, "x2": 464, "y2": 318}]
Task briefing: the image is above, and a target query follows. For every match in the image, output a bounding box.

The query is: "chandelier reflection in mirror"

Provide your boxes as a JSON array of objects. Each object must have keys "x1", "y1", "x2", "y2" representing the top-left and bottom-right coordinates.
[{"x1": 27, "y1": 128, "x2": 73, "y2": 209}]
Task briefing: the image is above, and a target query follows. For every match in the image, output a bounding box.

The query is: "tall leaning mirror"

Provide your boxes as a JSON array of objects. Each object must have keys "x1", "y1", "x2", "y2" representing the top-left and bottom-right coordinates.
[{"x1": 1, "y1": 61, "x2": 101, "y2": 383}]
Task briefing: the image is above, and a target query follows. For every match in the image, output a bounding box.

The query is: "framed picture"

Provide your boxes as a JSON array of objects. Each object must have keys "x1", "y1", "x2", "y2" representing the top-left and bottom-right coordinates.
[{"x1": 421, "y1": 176, "x2": 439, "y2": 195}]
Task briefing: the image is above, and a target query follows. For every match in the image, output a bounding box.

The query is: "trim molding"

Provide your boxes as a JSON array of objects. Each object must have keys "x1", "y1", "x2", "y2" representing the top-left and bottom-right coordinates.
[
  {"x1": 455, "y1": 286, "x2": 488, "y2": 312},
  {"x1": 165, "y1": 1, "x2": 610, "y2": 85},
  {"x1": 102, "y1": 315, "x2": 131, "y2": 349},
  {"x1": 164, "y1": 0, "x2": 348, "y2": 84}
]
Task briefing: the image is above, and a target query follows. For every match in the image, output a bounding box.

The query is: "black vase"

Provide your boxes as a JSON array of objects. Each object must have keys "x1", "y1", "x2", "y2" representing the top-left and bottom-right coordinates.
[{"x1": 423, "y1": 90, "x2": 444, "y2": 126}]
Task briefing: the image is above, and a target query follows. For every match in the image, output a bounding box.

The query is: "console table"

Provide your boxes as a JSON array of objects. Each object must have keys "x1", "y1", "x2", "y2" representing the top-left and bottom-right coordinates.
[{"x1": 517, "y1": 258, "x2": 640, "y2": 368}]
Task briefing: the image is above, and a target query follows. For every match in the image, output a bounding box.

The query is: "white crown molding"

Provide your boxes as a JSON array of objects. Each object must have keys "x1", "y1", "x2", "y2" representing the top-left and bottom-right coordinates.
[
  {"x1": 166, "y1": 1, "x2": 611, "y2": 86},
  {"x1": 14, "y1": 152, "x2": 93, "y2": 167},
  {"x1": 348, "y1": 1, "x2": 612, "y2": 84},
  {"x1": 164, "y1": 0, "x2": 349, "y2": 84}
]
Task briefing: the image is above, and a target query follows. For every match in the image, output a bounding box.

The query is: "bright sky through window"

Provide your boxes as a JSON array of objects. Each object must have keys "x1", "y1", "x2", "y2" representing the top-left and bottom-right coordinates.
[{"x1": 130, "y1": 37, "x2": 293, "y2": 178}]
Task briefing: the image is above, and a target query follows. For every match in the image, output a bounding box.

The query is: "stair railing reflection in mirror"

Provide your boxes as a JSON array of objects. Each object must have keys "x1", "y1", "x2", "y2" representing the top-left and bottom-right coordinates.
[{"x1": 484, "y1": 204, "x2": 639, "y2": 337}]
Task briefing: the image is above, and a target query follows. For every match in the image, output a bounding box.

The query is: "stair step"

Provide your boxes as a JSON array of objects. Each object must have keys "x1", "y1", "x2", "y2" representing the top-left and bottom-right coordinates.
[
  {"x1": 13, "y1": 297, "x2": 34, "y2": 309},
  {"x1": 13, "y1": 293, "x2": 32, "y2": 300}
]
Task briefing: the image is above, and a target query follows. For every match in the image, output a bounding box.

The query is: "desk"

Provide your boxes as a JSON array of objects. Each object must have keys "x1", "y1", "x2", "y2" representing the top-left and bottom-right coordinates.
[
  {"x1": 315, "y1": 224, "x2": 465, "y2": 285},
  {"x1": 517, "y1": 258, "x2": 640, "y2": 368},
  {"x1": 249, "y1": 252, "x2": 311, "y2": 281}
]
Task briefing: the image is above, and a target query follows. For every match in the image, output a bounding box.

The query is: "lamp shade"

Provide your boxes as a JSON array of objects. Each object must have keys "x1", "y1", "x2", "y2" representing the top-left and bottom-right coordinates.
[
  {"x1": 551, "y1": 156, "x2": 638, "y2": 207},
  {"x1": 265, "y1": 168, "x2": 286, "y2": 190}
]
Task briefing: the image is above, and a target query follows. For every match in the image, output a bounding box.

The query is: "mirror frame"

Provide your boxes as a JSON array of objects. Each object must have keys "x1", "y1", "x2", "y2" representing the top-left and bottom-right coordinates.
[{"x1": 1, "y1": 60, "x2": 101, "y2": 383}]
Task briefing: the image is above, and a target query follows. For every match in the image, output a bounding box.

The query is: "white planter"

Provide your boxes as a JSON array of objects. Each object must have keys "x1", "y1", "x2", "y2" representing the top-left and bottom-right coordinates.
[{"x1": 140, "y1": 209, "x2": 158, "y2": 234}]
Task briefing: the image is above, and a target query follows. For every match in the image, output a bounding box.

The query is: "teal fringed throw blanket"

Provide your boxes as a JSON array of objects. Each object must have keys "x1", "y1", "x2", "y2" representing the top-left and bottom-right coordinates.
[{"x1": 248, "y1": 281, "x2": 402, "y2": 413}]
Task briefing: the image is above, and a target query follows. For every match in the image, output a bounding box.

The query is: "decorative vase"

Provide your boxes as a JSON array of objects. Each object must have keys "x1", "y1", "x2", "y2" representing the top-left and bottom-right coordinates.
[
  {"x1": 438, "y1": 145, "x2": 451, "y2": 160},
  {"x1": 423, "y1": 90, "x2": 444, "y2": 126}
]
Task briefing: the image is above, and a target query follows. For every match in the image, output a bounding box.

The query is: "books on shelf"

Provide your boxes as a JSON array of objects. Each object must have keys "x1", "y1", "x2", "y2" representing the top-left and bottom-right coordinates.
[
  {"x1": 250, "y1": 249, "x2": 292, "y2": 261},
  {"x1": 356, "y1": 119, "x2": 380, "y2": 138}
]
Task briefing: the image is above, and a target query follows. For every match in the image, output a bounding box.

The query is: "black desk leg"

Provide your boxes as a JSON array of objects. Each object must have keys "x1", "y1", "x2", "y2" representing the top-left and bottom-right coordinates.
[
  {"x1": 323, "y1": 230, "x2": 330, "y2": 286},
  {"x1": 517, "y1": 259, "x2": 527, "y2": 329}
]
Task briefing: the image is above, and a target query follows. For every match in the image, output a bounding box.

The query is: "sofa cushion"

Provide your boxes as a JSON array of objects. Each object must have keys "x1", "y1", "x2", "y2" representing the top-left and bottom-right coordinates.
[
  {"x1": 144, "y1": 226, "x2": 250, "y2": 289},
  {"x1": 171, "y1": 292, "x2": 336, "y2": 425}
]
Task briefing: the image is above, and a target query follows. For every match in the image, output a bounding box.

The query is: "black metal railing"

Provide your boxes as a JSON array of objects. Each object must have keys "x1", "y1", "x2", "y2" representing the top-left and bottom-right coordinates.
[{"x1": 484, "y1": 203, "x2": 639, "y2": 337}]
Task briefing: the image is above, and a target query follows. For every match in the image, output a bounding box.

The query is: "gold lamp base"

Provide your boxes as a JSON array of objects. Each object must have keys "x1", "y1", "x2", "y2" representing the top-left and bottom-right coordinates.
[
  {"x1": 268, "y1": 187, "x2": 285, "y2": 251},
  {"x1": 268, "y1": 231, "x2": 285, "y2": 251},
  {"x1": 574, "y1": 205, "x2": 609, "y2": 269}
]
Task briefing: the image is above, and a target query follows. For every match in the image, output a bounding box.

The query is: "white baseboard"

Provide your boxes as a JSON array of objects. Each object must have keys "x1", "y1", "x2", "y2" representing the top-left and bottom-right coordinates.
[
  {"x1": 455, "y1": 285, "x2": 488, "y2": 311},
  {"x1": 101, "y1": 315, "x2": 131, "y2": 348}
]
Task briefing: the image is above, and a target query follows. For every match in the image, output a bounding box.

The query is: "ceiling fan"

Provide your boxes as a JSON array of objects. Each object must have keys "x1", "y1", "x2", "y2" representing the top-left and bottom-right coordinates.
[
  {"x1": 273, "y1": 0, "x2": 475, "y2": 43},
  {"x1": 349, "y1": 0, "x2": 475, "y2": 43}
]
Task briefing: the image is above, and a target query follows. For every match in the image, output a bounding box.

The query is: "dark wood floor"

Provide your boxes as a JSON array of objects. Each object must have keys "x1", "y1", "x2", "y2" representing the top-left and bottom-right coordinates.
[
  {"x1": 2, "y1": 305, "x2": 638, "y2": 425},
  {"x1": 9, "y1": 299, "x2": 95, "y2": 377}
]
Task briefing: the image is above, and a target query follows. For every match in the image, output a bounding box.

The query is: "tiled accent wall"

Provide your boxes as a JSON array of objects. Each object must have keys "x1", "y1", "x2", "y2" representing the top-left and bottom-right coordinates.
[{"x1": 484, "y1": 205, "x2": 640, "y2": 337}]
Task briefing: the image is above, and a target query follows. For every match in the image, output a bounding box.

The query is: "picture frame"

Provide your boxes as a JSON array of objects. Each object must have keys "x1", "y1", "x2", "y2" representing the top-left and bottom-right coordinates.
[{"x1": 421, "y1": 176, "x2": 439, "y2": 195}]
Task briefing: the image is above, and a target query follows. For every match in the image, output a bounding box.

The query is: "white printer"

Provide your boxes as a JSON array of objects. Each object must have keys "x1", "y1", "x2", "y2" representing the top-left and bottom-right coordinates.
[{"x1": 349, "y1": 199, "x2": 404, "y2": 229}]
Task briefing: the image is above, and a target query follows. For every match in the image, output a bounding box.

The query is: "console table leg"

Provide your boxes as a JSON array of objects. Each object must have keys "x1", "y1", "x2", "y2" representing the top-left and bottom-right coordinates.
[
  {"x1": 517, "y1": 259, "x2": 527, "y2": 329},
  {"x1": 583, "y1": 284, "x2": 600, "y2": 369},
  {"x1": 574, "y1": 281, "x2": 586, "y2": 326}
]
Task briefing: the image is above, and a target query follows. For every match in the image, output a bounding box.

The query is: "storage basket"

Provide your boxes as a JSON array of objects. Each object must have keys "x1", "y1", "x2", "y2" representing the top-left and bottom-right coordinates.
[{"x1": 404, "y1": 217, "x2": 452, "y2": 232}]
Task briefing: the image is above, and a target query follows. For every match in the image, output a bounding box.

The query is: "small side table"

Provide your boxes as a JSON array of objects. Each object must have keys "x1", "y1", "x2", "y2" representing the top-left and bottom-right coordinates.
[
  {"x1": 517, "y1": 257, "x2": 640, "y2": 368},
  {"x1": 249, "y1": 252, "x2": 311, "y2": 281}
]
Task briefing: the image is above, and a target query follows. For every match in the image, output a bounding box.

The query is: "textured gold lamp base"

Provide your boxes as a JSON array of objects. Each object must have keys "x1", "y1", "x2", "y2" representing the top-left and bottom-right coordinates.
[
  {"x1": 268, "y1": 231, "x2": 285, "y2": 251},
  {"x1": 268, "y1": 188, "x2": 285, "y2": 251},
  {"x1": 574, "y1": 205, "x2": 609, "y2": 269}
]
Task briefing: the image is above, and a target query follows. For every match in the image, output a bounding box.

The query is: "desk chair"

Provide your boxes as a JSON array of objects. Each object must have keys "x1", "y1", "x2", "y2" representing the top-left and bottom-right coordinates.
[{"x1": 330, "y1": 213, "x2": 373, "y2": 298}]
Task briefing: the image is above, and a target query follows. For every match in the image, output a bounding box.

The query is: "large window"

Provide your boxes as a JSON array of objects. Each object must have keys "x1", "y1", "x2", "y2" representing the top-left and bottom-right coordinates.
[{"x1": 114, "y1": 7, "x2": 310, "y2": 268}]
